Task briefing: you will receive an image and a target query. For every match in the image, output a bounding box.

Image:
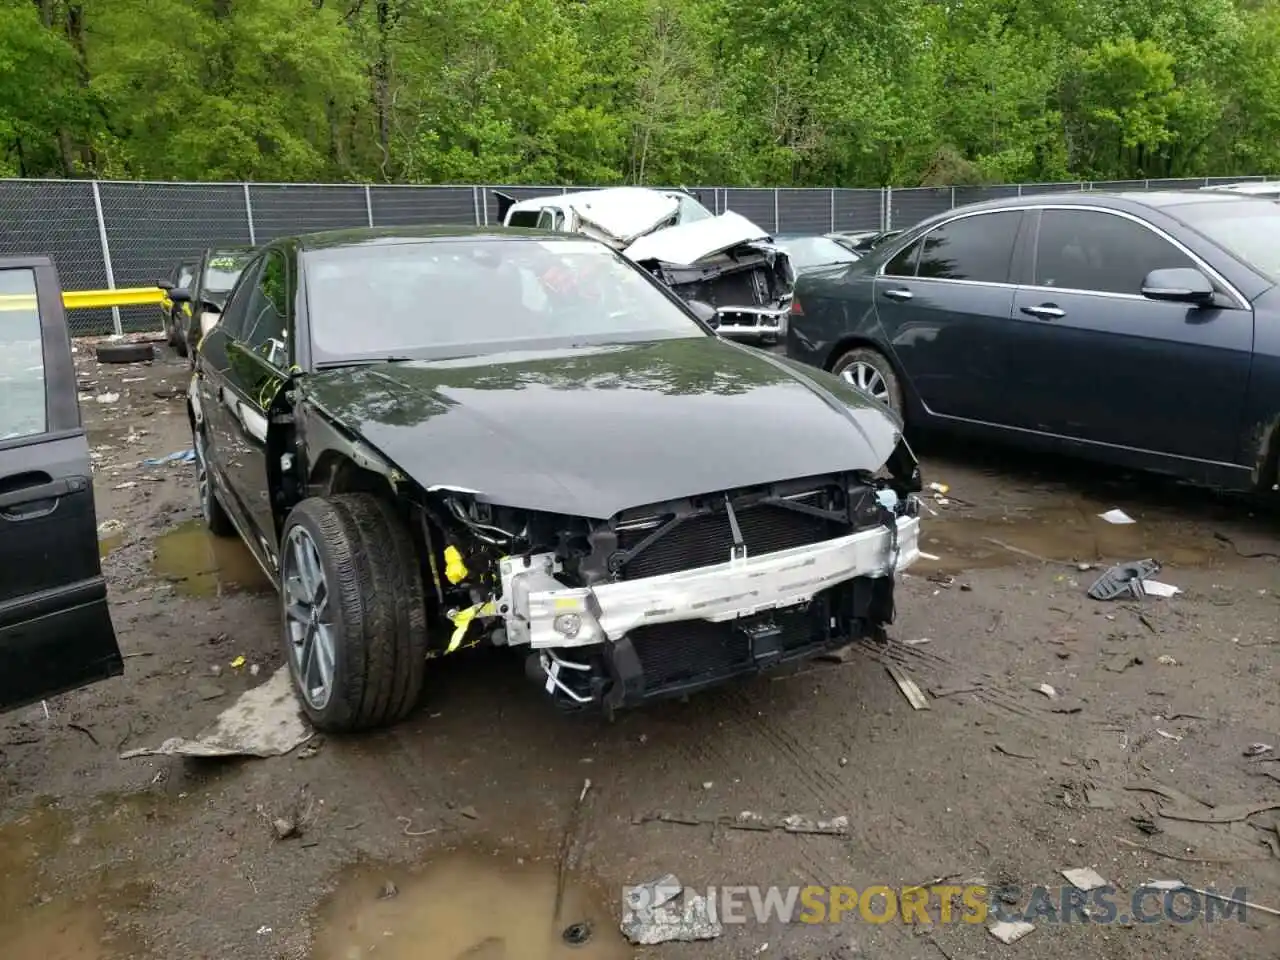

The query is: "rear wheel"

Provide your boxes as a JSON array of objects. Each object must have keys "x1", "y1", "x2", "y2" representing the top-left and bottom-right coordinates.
[
  {"x1": 280, "y1": 494, "x2": 428, "y2": 732},
  {"x1": 193, "y1": 427, "x2": 235, "y2": 537},
  {"x1": 831, "y1": 346, "x2": 904, "y2": 416}
]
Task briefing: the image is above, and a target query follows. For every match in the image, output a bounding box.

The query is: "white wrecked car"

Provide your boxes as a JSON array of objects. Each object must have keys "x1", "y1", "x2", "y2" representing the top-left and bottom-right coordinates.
[{"x1": 495, "y1": 187, "x2": 795, "y2": 343}]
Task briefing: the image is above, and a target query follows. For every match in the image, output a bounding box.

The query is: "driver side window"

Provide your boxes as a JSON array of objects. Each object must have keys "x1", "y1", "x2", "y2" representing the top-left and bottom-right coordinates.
[
  {"x1": 215, "y1": 259, "x2": 263, "y2": 341},
  {"x1": 241, "y1": 252, "x2": 290, "y2": 370}
]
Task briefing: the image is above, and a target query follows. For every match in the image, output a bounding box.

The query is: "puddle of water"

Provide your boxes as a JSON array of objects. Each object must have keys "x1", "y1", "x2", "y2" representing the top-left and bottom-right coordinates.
[
  {"x1": 152, "y1": 519, "x2": 271, "y2": 596},
  {"x1": 98, "y1": 534, "x2": 122, "y2": 558},
  {"x1": 311, "y1": 851, "x2": 630, "y2": 960},
  {"x1": 0, "y1": 800, "x2": 153, "y2": 960},
  {"x1": 918, "y1": 505, "x2": 1214, "y2": 574}
]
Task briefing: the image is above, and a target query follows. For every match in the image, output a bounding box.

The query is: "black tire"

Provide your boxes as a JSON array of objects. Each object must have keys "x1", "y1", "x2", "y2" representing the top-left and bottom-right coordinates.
[
  {"x1": 165, "y1": 312, "x2": 179, "y2": 347},
  {"x1": 830, "y1": 346, "x2": 904, "y2": 415},
  {"x1": 173, "y1": 320, "x2": 189, "y2": 358},
  {"x1": 280, "y1": 494, "x2": 428, "y2": 732},
  {"x1": 193, "y1": 427, "x2": 236, "y2": 538},
  {"x1": 96, "y1": 342, "x2": 155, "y2": 364}
]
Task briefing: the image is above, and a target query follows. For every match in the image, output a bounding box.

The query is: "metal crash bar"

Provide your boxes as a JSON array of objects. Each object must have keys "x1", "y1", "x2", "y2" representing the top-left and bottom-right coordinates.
[{"x1": 0, "y1": 287, "x2": 167, "y2": 312}]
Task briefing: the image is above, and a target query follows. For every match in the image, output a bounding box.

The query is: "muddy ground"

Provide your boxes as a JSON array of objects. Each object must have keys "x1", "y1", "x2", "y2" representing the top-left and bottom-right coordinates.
[{"x1": 1, "y1": 340, "x2": 1278, "y2": 960}]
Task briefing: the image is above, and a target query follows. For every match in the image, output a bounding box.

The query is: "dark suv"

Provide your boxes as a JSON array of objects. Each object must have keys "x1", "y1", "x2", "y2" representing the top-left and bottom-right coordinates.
[{"x1": 172, "y1": 246, "x2": 256, "y2": 365}]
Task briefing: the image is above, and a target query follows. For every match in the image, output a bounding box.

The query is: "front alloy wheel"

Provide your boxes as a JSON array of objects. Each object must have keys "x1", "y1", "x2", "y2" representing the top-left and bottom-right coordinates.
[
  {"x1": 831, "y1": 346, "x2": 904, "y2": 415},
  {"x1": 283, "y1": 526, "x2": 336, "y2": 712}
]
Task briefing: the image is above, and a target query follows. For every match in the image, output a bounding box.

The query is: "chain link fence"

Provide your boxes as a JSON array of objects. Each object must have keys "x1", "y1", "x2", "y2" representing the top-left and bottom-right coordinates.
[{"x1": 0, "y1": 175, "x2": 1270, "y2": 336}]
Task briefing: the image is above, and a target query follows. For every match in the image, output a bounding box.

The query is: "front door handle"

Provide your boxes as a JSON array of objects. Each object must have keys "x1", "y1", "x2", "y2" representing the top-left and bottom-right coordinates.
[
  {"x1": 882, "y1": 288, "x2": 913, "y2": 302},
  {"x1": 1021, "y1": 303, "x2": 1065, "y2": 320},
  {"x1": 0, "y1": 477, "x2": 75, "y2": 515}
]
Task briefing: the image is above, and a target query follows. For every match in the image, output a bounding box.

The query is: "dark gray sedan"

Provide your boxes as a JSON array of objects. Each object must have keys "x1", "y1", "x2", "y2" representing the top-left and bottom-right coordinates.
[{"x1": 784, "y1": 191, "x2": 1280, "y2": 493}]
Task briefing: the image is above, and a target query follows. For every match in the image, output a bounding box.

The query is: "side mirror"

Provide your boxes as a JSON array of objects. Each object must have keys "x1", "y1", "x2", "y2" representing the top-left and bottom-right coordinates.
[
  {"x1": 169, "y1": 287, "x2": 192, "y2": 303},
  {"x1": 686, "y1": 299, "x2": 719, "y2": 327},
  {"x1": 157, "y1": 279, "x2": 175, "y2": 292},
  {"x1": 1141, "y1": 267, "x2": 1215, "y2": 305}
]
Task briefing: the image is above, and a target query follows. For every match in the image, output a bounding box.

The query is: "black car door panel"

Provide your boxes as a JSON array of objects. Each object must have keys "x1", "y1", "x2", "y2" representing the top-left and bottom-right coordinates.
[
  {"x1": 0, "y1": 258, "x2": 122, "y2": 713},
  {"x1": 872, "y1": 210, "x2": 1024, "y2": 421},
  {"x1": 1007, "y1": 208, "x2": 1252, "y2": 461}
]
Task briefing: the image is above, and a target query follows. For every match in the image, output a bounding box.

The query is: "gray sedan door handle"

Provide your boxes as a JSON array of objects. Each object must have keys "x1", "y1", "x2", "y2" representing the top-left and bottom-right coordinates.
[
  {"x1": 882, "y1": 288, "x2": 913, "y2": 302},
  {"x1": 1021, "y1": 303, "x2": 1065, "y2": 319}
]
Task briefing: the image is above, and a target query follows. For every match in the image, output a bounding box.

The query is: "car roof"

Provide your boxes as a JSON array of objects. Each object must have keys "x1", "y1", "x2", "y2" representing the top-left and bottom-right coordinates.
[
  {"x1": 205, "y1": 245, "x2": 256, "y2": 257},
  {"x1": 937, "y1": 189, "x2": 1256, "y2": 216},
  {"x1": 504, "y1": 186, "x2": 694, "y2": 214},
  {"x1": 290, "y1": 224, "x2": 578, "y2": 252}
]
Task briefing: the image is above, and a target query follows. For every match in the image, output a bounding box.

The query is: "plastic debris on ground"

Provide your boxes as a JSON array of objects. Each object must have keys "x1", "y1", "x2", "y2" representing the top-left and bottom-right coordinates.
[
  {"x1": 1087, "y1": 559, "x2": 1162, "y2": 600},
  {"x1": 94, "y1": 392, "x2": 120, "y2": 404},
  {"x1": 1098, "y1": 508, "x2": 1136, "y2": 524},
  {"x1": 1140, "y1": 579, "x2": 1181, "y2": 598},
  {"x1": 621, "y1": 874, "x2": 723, "y2": 945},
  {"x1": 1062, "y1": 867, "x2": 1108, "y2": 891},
  {"x1": 988, "y1": 920, "x2": 1035, "y2": 944},
  {"x1": 143, "y1": 448, "x2": 196, "y2": 466},
  {"x1": 118, "y1": 666, "x2": 312, "y2": 760}
]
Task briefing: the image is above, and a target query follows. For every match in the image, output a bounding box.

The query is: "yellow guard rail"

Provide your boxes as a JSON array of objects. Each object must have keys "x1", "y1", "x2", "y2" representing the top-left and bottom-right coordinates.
[{"x1": 0, "y1": 286, "x2": 166, "y2": 312}]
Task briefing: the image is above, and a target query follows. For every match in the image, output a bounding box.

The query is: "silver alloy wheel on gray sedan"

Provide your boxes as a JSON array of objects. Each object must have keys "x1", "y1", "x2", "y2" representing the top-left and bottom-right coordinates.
[
  {"x1": 193, "y1": 427, "x2": 235, "y2": 536},
  {"x1": 831, "y1": 346, "x2": 904, "y2": 415},
  {"x1": 283, "y1": 525, "x2": 336, "y2": 712},
  {"x1": 842, "y1": 361, "x2": 890, "y2": 403}
]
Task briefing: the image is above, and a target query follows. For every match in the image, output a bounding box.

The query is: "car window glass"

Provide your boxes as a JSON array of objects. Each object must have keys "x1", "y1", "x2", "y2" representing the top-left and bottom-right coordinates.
[
  {"x1": 917, "y1": 211, "x2": 1021, "y2": 282},
  {"x1": 305, "y1": 238, "x2": 705, "y2": 362},
  {"x1": 177, "y1": 265, "x2": 196, "y2": 289},
  {"x1": 215, "y1": 258, "x2": 263, "y2": 340},
  {"x1": 242, "y1": 253, "x2": 289, "y2": 368},
  {"x1": 204, "y1": 252, "x2": 254, "y2": 293},
  {"x1": 0, "y1": 268, "x2": 46, "y2": 442},
  {"x1": 1035, "y1": 210, "x2": 1194, "y2": 294},
  {"x1": 883, "y1": 239, "x2": 921, "y2": 277}
]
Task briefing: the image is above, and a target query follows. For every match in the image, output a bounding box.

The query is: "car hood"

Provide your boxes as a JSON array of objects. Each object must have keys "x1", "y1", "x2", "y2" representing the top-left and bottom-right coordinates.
[
  {"x1": 565, "y1": 188, "x2": 681, "y2": 245},
  {"x1": 303, "y1": 338, "x2": 903, "y2": 519},
  {"x1": 624, "y1": 211, "x2": 775, "y2": 265}
]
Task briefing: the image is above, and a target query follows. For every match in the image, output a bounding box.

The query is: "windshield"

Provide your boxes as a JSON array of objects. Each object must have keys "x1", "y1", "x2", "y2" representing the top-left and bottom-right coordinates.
[
  {"x1": 204, "y1": 253, "x2": 253, "y2": 293},
  {"x1": 303, "y1": 238, "x2": 708, "y2": 363},
  {"x1": 177, "y1": 265, "x2": 196, "y2": 288},
  {"x1": 673, "y1": 194, "x2": 714, "y2": 224},
  {"x1": 777, "y1": 237, "x2": 860, "y2": 269},
  {"x1": 1172, "y1": 200, "x2": 1280, "y2": 281}
]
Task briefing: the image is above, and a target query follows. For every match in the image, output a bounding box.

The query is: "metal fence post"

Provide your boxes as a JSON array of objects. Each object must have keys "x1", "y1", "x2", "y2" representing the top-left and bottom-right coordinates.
[
  {"x1": 364, "y1": 184, "x2": 374, "y2": 227},
  {"x1": 951, "y1": 186, "x2": 957, "y2": 208},
  {"x1": 773, "y1": 189, "x2": 780, "y2": 232},
  {"x1": 885, "y1": 186, "x2": 893, "y2": 230},
  {"x1": 472, "y1": 187, "x2": 481, "y2": 226},
  {"x1": 829, "y1": 189, "x2": 836, "y2": 231},
  {"x1": 90, "y1": 180, "x2": 122, "y2": 336},
  {"x1": 1017, "y1": 184, "x2": 1023, "y2": 197},
  {"x1": 243, "y1": 184, "x2": 257, "y2": 246}
]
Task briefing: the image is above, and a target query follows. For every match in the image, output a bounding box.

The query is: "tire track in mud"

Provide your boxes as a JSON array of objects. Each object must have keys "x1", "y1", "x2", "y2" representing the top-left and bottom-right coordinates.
[{"x1": 646, "y1": 688, "x2": 843, "y2": 889}]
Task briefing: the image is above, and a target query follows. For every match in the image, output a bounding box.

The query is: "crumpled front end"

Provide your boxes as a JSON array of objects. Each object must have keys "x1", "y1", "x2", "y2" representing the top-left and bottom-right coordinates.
[
  {"x1": 411, "y1": 446, "x2": 921, "y2": 713},
  {"x1": 640, "y1": 241, "x2": 796, "y2": 342}
]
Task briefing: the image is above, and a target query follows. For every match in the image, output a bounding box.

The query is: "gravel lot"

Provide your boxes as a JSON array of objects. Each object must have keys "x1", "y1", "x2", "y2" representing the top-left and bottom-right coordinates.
[{"x1": 2, "y1": 342, "x2": 1278, "y2": 960}]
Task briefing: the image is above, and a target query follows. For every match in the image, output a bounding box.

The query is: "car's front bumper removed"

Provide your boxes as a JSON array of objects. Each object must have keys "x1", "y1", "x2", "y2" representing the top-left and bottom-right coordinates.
[{"x1": 499, "y1": 513, "x2": 920, "y2": 709}]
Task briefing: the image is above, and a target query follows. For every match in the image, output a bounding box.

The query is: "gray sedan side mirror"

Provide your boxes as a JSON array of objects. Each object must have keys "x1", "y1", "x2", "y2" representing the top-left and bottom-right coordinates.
[
  {"x1": 685, "y1": 299, "x2": 719, "y2": 327},
  {"x1": 1141, "y1": 267, "x2": 1215, "y2": 305}
]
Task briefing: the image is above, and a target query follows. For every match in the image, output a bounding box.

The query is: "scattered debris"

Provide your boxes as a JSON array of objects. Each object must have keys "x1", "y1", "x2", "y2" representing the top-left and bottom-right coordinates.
[
  {"x1": 993, "y1": 743, "x2": 1037, "y2": 761},
  {"x1": 1140, "y1": 580, "x2": 1181, "y2": 598},
  {"x1": 396, "y1": 816, "x2": 435, "y2": 837},
  {"x1": 112, "y1": 481, "x2": 137, "y2": 491},
  {"x1": 1104, "y1": 654, "x2": 1143, "y2": 673},
  {"x1": 1212, "y1": 531, "x2": 1280, "y2": 560},
  {"x1": 195, "y1": 683, "x2": 226, "y2": 701},
  {"x1": 621, "y1": 874, "x2": 723, "y2": 945},
  {"x1": 982, "y1": 537, "x2": 1076, "y2": 567},
  {"x1": 1087, "y1": 559, "x2": 1161, "y2": 601},
  {"x1": 886, "y1": 665, "x2": 930, "y2": 710},
  {"x1": 1155, "y1": 729, "x2": 1183, "y2": 743},
  {"x1": 632, "y1": 810, "x2": 850, "y2": 837},
  {"x1": 1156, "y1": 655, "x2": 1179, "y2": 666},
  {"x1": 562, "y1": 921, "x2": 592, "y2": 946},
  {"x1": 94, "y1": 392, "x2": 120, "y2": 404},
  {"x1": 903, "y1": 637, "x2": 933, "y2": 646},
  {"x1": 1036, "y1": 683, "x2": 1057, "y2": 698},
  {"x1": 930, "y1": 682, "x2": 980, "y2": 698},
  {"x1": 1098, "y1": 508, "x2": 1136, "y2": 524},
  {"x1": 1142, "y1": 880, "x2": 1280, "y2": 918},
  {"x1": 272, "y1": 817, "x2": 297, "y2": 840},
  {"x1": 97, "y1": 518, "x2": 125, "y2": 538},
  {"x1": 1158, "y1": 800, "x2": 1280, "y2": 824},
  {"x1": 119, "y1": 667, "x2": 313, "y2": 759},
  {"x1": 458, "y1": 805, "x2": 479, "y2": 820},
  {"x1": 1062, "y1": 867, "x2": 1107, "y2": 891},
  {"x1": 1130, "y1": 816, "x2": 1161, "y2": 836},
  {"x1": 1117, "y1": 837, "x2": 1271, "y2": 863},
  {"x1": 1243, "y1": 743, "x2": 1273, "y2": 758},
  {"x1": 1085, "y1": 788, "x2": 1117, "y2": 810},
  {"x1": 917, "y1": 551, "x2": 941, "y2": 561},
  {"x1": 988, "y1": 920, "x2": 1035, "y2": 944},
  {"x1": 230, "y1": 655, "x2": 246, "y2": 669},
  {"x1": 378, "y1": 880, "x2": 399, "y2": 900},
  {"x1": 143, "y1": 448, "x2": 196, "y2": 466}
]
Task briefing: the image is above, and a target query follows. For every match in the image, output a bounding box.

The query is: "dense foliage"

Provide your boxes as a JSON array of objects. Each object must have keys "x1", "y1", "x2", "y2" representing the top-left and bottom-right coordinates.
[{"x1": 3, "y1": 0, "x2": 1278, "y2": 186}]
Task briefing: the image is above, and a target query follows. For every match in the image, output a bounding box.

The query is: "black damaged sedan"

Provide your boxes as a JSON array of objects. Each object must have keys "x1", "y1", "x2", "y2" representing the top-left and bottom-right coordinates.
[{"x1": 177, "y1": 227, "x2": 923, "y2": 732}]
